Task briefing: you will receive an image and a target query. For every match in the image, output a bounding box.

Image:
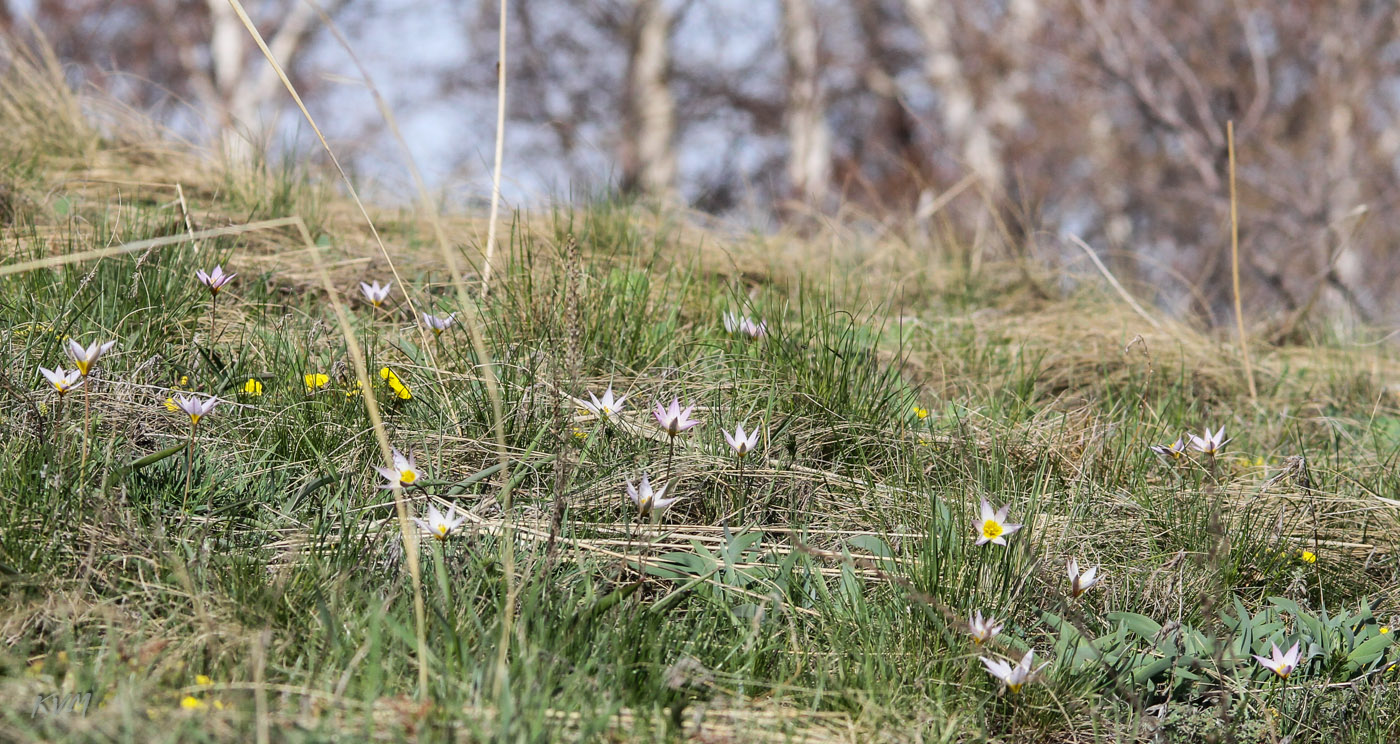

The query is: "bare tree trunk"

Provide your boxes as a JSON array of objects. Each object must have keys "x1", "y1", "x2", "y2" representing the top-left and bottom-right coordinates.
[
  {"x1": 780, "y1": 0, "x2": 830, "y2": 206},
  {"x1": 207, "y1": 0, "x2": 253, "y2": 165},
  {"x1": 204, "y1": 0, "x2": 331, "y2": 168},
  {"x1": 620, "y1": 0, "x2": 677, "y2": 198},
  {"x1": 904, "y1": 0, "x2": 1002, "y2": 192}
]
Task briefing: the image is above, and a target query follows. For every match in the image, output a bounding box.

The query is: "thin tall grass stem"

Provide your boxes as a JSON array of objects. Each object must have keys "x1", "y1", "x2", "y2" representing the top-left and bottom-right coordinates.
[{"x1": 481, "y1": 0, "x2": 508, "y2": 295}]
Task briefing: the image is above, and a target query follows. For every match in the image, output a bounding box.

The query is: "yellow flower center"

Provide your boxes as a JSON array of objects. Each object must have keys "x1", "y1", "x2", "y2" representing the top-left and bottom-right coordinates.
[
  {"x1": 75, "y1": 360, "x2": 91, "y2": 376},
  {"x1": 602, "y1": 406, "x2": 611, "y2": 414},
  {"x1": 53, "y1": 381, "x2": 67, "y2": 393},
  {"x1": 400, "y1": 469, "x2": 417, "y2": 485},
  {"x1": 436, "y1": 524, "x2": 447, "y2": 537},
  {"x1": 190, "y1": 413, "x2": 202, "y2": 426},
  {"x1": 1007, "y1": 683, "x2": 1023, "y2": 694},
  {"x1": 982, "y1": 520, "x2": 1004, "y2": 540}
]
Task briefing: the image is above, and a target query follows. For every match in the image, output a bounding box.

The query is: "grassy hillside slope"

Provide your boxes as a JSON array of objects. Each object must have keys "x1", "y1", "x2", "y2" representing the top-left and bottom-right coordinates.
[{"x1": 2, "y1": 44, "x2": 1398, "y2": 743}]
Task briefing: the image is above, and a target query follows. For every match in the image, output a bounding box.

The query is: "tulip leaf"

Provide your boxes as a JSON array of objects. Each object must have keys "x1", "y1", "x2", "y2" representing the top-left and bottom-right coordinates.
[
  {"x1": 731, "y1": 603, "x2": 764, "y2": 619},
  {"x1": 1269, "y1": 597, "x2": 1305, "y2": 619},
  {"x1": 1344, "y1": 633, "x2": 1396, "y2": 672},
  {"x1": 649, "y1": 567, "x2": 719, "y2": 614},
  {"x1": 124, "y1": 443, "x2": 188, "y2": 471},
  {"x1": 1130, "y1": 657, "x2": 1173, "y2": 683},
  {"x1": 1232, "y1": 596, "x2": 1252, "y2": 636},
  {"x1": 838, "y1": 562, "x2": 864, "y2": 609},
  {"x1": 723, "y1": 530, "x2": 764, "y2": 564},
  {"x1": 649, "y1": 552, "x2": 711, "y2": 579},
  {"x1": 296, "y1": 473, "x2": 341, "y2": 502},
  {"x1": 573, "y1": 582, "x2": 640, "y2": 627},
  {"x1": 845, "y1": 535, "x2": 893, "y2": 559},
  {"x1": 1107, "y1": 612, "x2": 1161, "y2": 639}
]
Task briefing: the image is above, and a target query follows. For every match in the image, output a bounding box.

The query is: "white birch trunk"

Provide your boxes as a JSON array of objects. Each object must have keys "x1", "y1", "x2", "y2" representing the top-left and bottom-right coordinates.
[
  {"x1": 622, "y1": 0, "x2": 677, "y2": 197},
  {"x1": 905, "y1": 0, "x2": 1002, "y2": 191},
  {"x1": 780, "y1": 0, "x2": 831, "y2": 205}
]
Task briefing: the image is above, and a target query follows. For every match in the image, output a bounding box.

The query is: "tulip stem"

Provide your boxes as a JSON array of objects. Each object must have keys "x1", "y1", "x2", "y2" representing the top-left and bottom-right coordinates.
[
  {"x1": 624, "y1": 513, "x2": 637, "y2": 581},
  {"x1": 635, "y1": 514, "x2": 648, "y2": 582},
  {"x1": 209, "y1": 293, "x2": 218, "y2": 345},
  {"x1": 80, "y1": 382, "x2": 91, "y2": 476},
  {"x1": 664, "y1": 436, "x2": 676, "y2": 486},
  {"x1": 737, "y1": 456, "x2": 748, "y2": 525},
  {"x1": 55, "y1": 395, "x2": 67, "y2": 489},
  {"x1": 183, "y1": 423, "x2": 196, "y2": 511}
]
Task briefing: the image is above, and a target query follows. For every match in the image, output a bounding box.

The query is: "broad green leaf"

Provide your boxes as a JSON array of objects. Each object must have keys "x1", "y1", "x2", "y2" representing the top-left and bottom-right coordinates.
[
  {"x1": 1108, "y1": 612, "x2": 1162, "y2": 638},
  {"x1": 1344, "y1": 633, "x2": 1397, "y2": 672},
  {"x1": 846, "y1": 535, "x2": 893, "y2": 558}
]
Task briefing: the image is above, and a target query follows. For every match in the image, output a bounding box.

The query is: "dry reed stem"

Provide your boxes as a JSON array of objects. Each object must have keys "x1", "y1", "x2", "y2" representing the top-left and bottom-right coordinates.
[{"x1": 481, "y1": 0, "x2": 508, "y2": 296}]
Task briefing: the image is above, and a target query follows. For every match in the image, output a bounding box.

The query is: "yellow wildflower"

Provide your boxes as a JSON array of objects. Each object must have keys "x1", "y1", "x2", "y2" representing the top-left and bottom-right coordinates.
[
  {"x1": 1380, "y1": 627, "x2": 1390, "y2": 634},
  {"x1": 195, "y1": 674, "x2": 212, "y2": 686},
  {"x1": 304, "y1": 373, "x2": 330, "y2": 392},
  {"x1": 379, "y1": 367, "x2": 412, "y2": 399},
  {"x1": 242, "y1": 378, "x2": 263, "y2": 396},
  {"x1": 571, "y1": 428, "x2": 588, "y2": 441},
  {"x1": 180, "y1": 696, "x2": 206, "y2": 710},
  {"x1": 1299, "y1": 550, "x2": 1317, "y2": 564},
  {"x1": 166, "y1": 376, "x2": 192, "y2": 410},
  {"x1": 913, "y1": 406, "x2": 929, "y2": 420}
]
